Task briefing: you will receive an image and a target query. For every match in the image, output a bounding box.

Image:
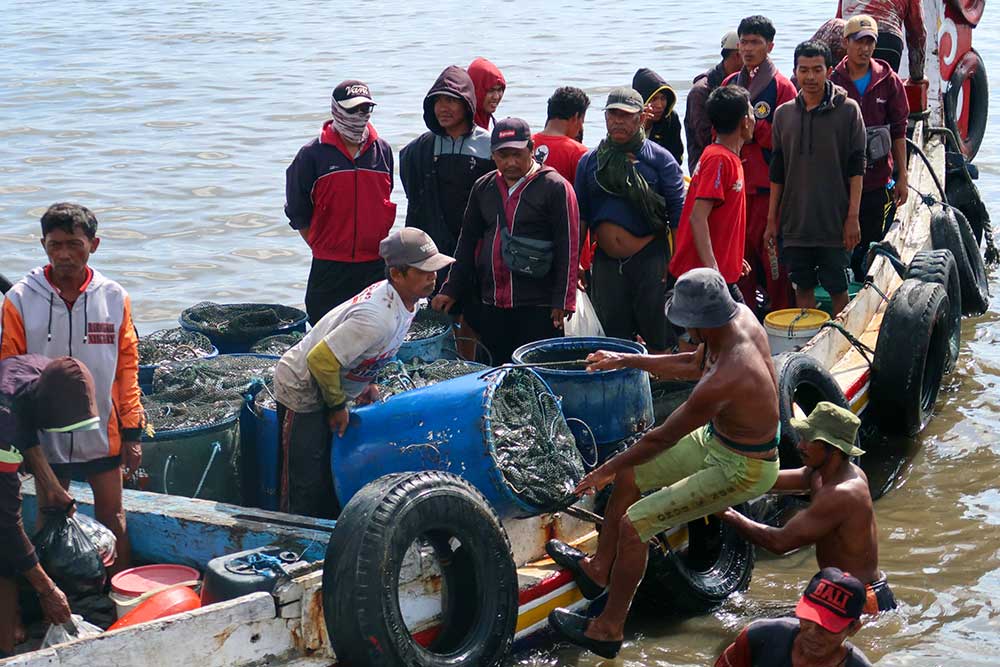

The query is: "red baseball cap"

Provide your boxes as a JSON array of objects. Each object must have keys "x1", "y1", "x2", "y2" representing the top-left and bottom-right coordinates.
[{"x1": 795, "y1": 568, "x2": 866, "y2": 633}]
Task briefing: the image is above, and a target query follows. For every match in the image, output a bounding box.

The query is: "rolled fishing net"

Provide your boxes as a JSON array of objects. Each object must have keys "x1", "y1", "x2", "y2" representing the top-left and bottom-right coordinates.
[
  {"x1": 250, "y1": 332, "x2": 304, "y2": 356},
  {"x1": 152, "y1": 354, "x2": 278, "y2": 396},
  {"x1": 138, "y1": 327, "x2": 215, "y2": 366},
  {"x1": 403, "y1": 308, "x2": 452, "y2": 342},
  {"x1": 142, "y1": 386, "x2": 244, "y2": 432},
  {"x1": 490, "y1": 369, "x2": 585, "y2": 512},
  {"x1": 375, "y1": 359, "x2": 488, "y2": 399},
  {"x1": 179, "y1": 302, "x2": 305, "y2": 346}
]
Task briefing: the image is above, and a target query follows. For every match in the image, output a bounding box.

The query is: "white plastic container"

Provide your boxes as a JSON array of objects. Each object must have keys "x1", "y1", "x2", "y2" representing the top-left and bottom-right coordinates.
[{"x1": 764, "y1": 308, "x2": 830, "y2": 355}]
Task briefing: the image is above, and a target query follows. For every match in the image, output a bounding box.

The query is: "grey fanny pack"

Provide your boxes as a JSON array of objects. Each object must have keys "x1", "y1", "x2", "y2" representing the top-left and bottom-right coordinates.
[
  {"x1": 500, "y1": 226, "x2": 553, "y2": 278},
  {"x1": 866, "y1": 124, "x2": 892, "y2": 163}
]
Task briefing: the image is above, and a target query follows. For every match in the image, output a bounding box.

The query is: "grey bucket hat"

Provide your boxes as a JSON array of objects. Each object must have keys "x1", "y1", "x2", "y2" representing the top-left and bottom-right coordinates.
[{"x1": 665, "y1": 268, "x2": 740, "y2": 328}]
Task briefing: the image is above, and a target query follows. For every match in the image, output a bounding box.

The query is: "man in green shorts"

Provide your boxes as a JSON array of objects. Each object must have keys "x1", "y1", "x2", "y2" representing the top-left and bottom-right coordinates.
[{"x1": 546, "y1": 267, "x2": 780, "y2": 659}]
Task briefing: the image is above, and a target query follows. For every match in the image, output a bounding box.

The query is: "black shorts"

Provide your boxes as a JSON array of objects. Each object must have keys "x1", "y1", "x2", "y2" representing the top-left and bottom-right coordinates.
[
  {"x1": 874, "y1": 32, "x2": 904, "y2": 73},
  {"x1": 782, "y1": 246, "x2": 851, "y2": 295},
  {"x1": 590, "y1": 239, "x2": 669, "y2": 350},
  {"x1": 305, "y1": 258, "x2": 385, "y2": 326},
  {"x1": 49, "y1": 455, "x2": 121, "y2": 482}
]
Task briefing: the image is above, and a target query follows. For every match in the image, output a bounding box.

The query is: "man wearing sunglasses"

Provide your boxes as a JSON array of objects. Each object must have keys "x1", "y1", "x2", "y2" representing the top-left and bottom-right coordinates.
[{"x1": 285, "y1": 80, "x2": 397, "y2": 325}]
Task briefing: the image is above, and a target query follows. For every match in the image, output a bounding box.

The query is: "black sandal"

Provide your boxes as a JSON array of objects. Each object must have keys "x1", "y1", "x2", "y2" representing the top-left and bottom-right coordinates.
[
  {"x1": 548, "y1": 608, "x2": 622, "y2": 659},
  {"x1": 545, "y1": 539, "x2": 606, "y2": 600}
]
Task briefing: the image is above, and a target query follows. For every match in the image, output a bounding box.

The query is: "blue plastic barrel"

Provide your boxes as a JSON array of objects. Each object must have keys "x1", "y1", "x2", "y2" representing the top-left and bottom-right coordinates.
[
  {"x1": 512, "y1": 337, "x2": 654, "y2": 460},
  {"x1": 245, "y1": 395, "x2": 280, "y2": 511},
  {"x1": 331, "y1": 368, "x2": 557, "y2": 519},
  {"x1": 396, "y1": 308, "x2": 454, "y2": 363},
  {"x1": 179, "y1": 304, "x2": 308, "y2": 354}
]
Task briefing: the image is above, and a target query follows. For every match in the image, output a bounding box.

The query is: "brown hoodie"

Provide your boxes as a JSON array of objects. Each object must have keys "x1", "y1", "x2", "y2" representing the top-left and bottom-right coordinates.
[{"x1": 769, "y1": 81, "x2": 866, "y2": 248}]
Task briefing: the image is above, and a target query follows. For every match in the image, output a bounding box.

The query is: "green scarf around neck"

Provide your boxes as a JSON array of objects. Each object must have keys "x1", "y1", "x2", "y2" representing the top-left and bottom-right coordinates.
[{"x1": 594, "y1": 129, "x2": 667, "y2": 233}]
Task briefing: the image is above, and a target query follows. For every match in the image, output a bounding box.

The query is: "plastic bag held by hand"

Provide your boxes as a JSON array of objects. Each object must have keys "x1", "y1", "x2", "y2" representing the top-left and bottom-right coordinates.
[
  {"x1": 74, "y1": 513, "x2": 117, "y2": 567},
  {"x1": 41, "y1": 614, "x2": 103, "y2": 647},
  {"x1": 564, "y1": 289, "x2": 605, "y2": 337},
  {"x1": 32, "y1": 509, "x2": 108, "y2": 596}
]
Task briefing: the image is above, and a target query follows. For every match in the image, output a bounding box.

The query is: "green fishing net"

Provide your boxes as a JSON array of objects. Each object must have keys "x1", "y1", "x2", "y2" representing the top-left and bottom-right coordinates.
[
  {"x1": 374, "y1": 359, "x2": 488, "y2": 399},
  {"x1": 250, "y1": 332, "x2": 304, "y2": 356},
  {"x1": 141, "y1": 386, "x2": 244, "y2": 432},
  {"x1": 138, "y1": 327, "x2": 215, "y2": 366},
  {"x1": 152, "y1": 354, "x2": 277, "y2": 396},
  {"x1": 490, "y1": 369, "x2": 585, "y2": 512},
  {"x1": 179, "y1": 302, "x2": 305, "y2": 346}
]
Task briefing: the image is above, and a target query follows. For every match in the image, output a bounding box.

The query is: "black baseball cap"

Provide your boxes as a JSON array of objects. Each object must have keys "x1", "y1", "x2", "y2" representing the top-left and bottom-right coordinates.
[
  {"x1": 795, "y1": 567, "x2": 867, "y2": 633},
  {"x1": 332, "y1": 80, "x2": 376, "y2": 110},
  {"x1": 491, "y1": 117, "x2": 532, "y2": 152}
]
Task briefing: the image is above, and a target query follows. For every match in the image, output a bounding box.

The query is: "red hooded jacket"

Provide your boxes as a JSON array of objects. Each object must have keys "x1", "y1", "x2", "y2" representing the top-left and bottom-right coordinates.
[{"x1": 468, "y1": 57, "x2": 506, "y2": 130}]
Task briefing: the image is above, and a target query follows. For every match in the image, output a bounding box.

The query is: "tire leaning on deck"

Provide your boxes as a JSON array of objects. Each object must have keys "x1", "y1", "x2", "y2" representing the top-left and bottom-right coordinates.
[
  {"x1": 637, "y1": 503, "x2": 756, "y2": 614},
  {"x1": 322, "y1": 471, "x2": 518, "y2": 667},
  {"x1": 930, "y1": 207, "x2": 989, "y2": 315},
  {"x1": 776, "y1": 352, "x2": 852, "y2": 468},
  {"x1": 905, "y1": 249, "x2": 962, "y2": 373},
  {"x1": 870, "y1": 279, "x2": 951, "y2": 436}
]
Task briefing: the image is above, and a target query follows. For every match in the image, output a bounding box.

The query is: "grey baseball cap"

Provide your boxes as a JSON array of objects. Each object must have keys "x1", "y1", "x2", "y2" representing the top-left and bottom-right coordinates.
[
  {"x1": 604, "y1": 87, "x2": 644, "y2": 113},
  {"x1": 665, "y1": 268, "x2": 740, "y2": 328},
  {"x1": 379, "y1": 228, "x2": 455, "y2": 272}
]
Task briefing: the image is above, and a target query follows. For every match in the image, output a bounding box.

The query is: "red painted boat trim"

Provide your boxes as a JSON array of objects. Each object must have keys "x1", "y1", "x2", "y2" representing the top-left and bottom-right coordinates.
[{"x1": 518, "y1": 569, "x2": 573, "y2": 605}]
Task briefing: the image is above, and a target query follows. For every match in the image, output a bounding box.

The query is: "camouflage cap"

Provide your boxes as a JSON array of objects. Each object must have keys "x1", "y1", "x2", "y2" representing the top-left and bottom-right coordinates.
[{"x1": 790, "y1": 401, "x2": 864, "y2": 456}]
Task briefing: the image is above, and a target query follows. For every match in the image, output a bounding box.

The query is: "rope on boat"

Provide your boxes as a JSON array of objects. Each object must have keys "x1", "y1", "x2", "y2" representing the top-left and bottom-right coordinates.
[{"x1": 820, "y1": 321, "x2": 875, "y2": 367}]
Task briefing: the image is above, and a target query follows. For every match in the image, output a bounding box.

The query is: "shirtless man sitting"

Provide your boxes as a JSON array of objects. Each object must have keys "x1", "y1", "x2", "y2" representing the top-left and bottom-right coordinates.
[
  {"x1": 546, "y1": 268, "x2": 780, "y2": 659},
  {"x1": 718, "y1": 401, "x2": 897, "y2": 614}
]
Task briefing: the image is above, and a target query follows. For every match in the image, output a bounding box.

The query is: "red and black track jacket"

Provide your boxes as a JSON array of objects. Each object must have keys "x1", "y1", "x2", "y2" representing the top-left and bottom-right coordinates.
[
  {"x1": 284, "y1": 121, "x2": 396, "y2": 263},
  {"x1": 441, "y1": 165, "x2": 579, "y2": 312}
]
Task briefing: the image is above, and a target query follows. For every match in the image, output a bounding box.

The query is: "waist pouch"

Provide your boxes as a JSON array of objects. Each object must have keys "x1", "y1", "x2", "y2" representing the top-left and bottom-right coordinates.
[
  {"x1": 500, "y1": 226, "x2": 554, "y2": 278},
  {"x1": 866, "y1": 125, "x2": 892, "y2": 163}
]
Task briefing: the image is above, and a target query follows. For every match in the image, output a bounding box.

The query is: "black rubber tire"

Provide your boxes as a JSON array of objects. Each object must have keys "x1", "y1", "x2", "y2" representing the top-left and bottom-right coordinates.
[
  {"x1": 930, "y1": 207, "x2": 989, "y2": 315},
  {"x1": 871, "y1": 279, "x2": 951, "y2": 436},
  {"x1": 944, "y1": 48, "x2": 988, "y2": 160},
  {"x1": 905, "y1": 249, "x2": 962, "y2": 373},
  {"x1": 776, "y1": 352, "x2": 851, "y2": 468},
  {"x1": 637, "y1": 503, "x2": 755, "y2": 614},
  {"x1": 323, "y1": 471, "x2": 518, "y2": 667}
]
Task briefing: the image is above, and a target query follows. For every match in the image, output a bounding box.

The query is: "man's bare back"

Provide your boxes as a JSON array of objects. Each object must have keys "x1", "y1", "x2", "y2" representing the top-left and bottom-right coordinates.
[{"x1": 810, "y1": 462, "x2": 879, "y2": 583}]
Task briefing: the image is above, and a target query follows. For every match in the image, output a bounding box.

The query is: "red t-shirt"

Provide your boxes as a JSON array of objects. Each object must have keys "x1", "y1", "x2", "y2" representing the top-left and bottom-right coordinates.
[
  {"x1": 532, "y1": 132, "x2": 594, "y2": 270},
  {"x1": 668, "y1": 143, "x2": 746, "y2": 284},
  {"x1": 532, "y1": 133, "x2": 587, "y2": 184}
]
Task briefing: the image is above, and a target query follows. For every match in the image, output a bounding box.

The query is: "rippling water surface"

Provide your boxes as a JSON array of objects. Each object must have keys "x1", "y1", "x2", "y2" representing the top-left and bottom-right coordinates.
[{"x1": 3, "y1": 2, "x2": 1000, "y2": 664}]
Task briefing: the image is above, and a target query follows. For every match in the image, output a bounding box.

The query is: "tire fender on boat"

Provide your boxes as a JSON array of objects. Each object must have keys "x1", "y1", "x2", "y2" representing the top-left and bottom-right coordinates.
[
  {"x1": 944, "y1": 48, "x2": 988, "y2": 161},
  {"x1": 637, "y1": 503, "x2": 755, "y2": 614},
  {"x1": 776, "y1": 352, "x2": 851, "y2": 468},
  {"x1": 322, "y1": 471, "x2": 518, "y2": 667},
  {"x1": 930, "y1": 207, "x2": 989, "y2": 315},
  {"x1": 871, "y1": 279, "x2": 951, "y2": 436},
  {"x1": 905, "y1": 249, "x2": 962, "y2": 372}
]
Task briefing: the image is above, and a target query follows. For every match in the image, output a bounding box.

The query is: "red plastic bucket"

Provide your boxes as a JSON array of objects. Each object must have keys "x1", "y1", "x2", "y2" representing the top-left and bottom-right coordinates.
[{"x1": 108, "y1": 586, "x2": 201, "y2": 630}]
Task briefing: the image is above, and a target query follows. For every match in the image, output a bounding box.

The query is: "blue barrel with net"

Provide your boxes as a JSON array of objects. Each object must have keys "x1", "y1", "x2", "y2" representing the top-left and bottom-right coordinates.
[
  {"x1": 511, "y1": 337, "x2": 654, "y2": 464},
  {"x1": 245, "y1": 391, "x2": 281, "y2": 511},
  {"x1": 331, "y1": 367, "x2": 585, "y2": 519},
  {"x1": 179, "y1": 302, "x2": 308, "y2": 354},
  {"x1": 396, "y1": 307, "x2": 454, "y2": 363}
]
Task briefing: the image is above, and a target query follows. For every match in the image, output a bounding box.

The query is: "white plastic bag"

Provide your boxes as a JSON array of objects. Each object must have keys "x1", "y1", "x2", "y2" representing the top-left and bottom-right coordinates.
[
  {"x1": 565, "y1": 289, "x2": 605, "y2": 337},
  {"x1": 41, "y1": 614, "x2": 103, "y2": 648}
]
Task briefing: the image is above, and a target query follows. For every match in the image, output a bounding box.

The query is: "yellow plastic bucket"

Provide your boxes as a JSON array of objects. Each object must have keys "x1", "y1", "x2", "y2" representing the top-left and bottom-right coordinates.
[{"x1": 763, "y1": 308, "x2": 830, "y2": 355}]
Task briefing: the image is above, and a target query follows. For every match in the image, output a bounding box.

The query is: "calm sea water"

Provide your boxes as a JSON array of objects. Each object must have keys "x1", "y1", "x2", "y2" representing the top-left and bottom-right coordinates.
[{"x1": 3, "y1": 2, "x2": 1000, "y2": 664}]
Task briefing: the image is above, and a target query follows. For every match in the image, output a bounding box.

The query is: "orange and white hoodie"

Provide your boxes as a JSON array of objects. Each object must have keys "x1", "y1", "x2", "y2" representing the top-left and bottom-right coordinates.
[{"x1": 0, "y1": 266, "x2": 143, "y2": 464}]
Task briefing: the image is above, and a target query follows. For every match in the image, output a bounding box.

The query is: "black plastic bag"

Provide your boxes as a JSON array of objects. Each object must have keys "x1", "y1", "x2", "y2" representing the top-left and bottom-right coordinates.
[{"x1": 32, "y1": 510, "x2": 107, "y2": 596}]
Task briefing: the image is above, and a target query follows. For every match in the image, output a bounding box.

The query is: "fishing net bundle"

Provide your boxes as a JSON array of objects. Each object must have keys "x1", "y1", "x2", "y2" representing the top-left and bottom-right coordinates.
[
  {"x1": 490, "y1": 369, "x2": 585, "y2": 512},
  {"x1": 250, "y1": 332, "x2": 304, "y2": 356},
  {"x1": 374, "y1": 359, "x2": 488, "y2": 399},
  {"x1": 138, "y1": 327, "x2": 215, "y2": 366},
  {"x1": 179, "y1": 302, "x2": 305, "y2": 346},
  {"x1": 141, "y1": 386, "x2": 244, "y2": 432},
  {"x1": 403, "y1": 309, "x2": 452, "y2": 342},
  {"x1": 145, "y1": 355, "x2": 278, "y2": 431}
]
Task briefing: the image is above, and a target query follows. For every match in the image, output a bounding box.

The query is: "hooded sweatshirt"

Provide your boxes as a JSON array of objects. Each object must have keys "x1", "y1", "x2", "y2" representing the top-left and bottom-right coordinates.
[
  {"x1": 468, "y1": 57, "x2": 506, "y2": 130},
  {"x1": 685, "y1": 61, "x2": 730, "y2": 174},
  {"x1": 769, "y1": 81, "x2": 867, "y2": 248},
  {"x1": 0, "y1": 266, "x2": 143, "y2": 464},
  {"x1": 830, "y1": 57, "x2": 909, "y2": 192},
  {"x1": 400, "y1": 66, "x2": 493, "y2": 258},
  {"x1": 632, "y1": 68, "x2": 684, "y2": 166}
]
